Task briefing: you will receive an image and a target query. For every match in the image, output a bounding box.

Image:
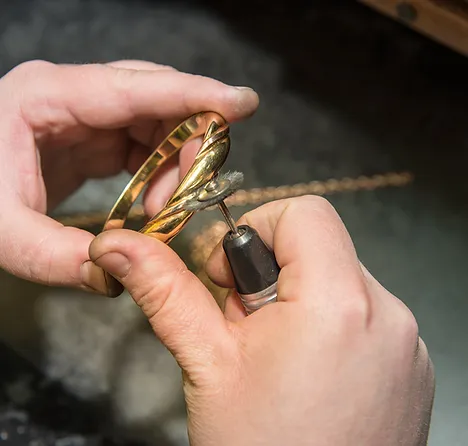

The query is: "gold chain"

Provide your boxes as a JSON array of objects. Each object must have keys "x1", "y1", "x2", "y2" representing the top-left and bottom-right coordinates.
[
  {"x1": 55, "y1": 171, "x2": 414, "y2": 306},
  {"x1": 56, "y1": 171, "x2": 413, "y2": 228},
  {"x1": 223, "y1": 171, "x2": 413, "y2": 206}
]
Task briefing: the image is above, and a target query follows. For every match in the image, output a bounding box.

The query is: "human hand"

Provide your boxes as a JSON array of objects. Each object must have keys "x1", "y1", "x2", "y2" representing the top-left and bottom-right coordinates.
[
  {"x1": 89, "y1": 196, "x2": 435, "y2": 446},
  {"x1": 0, "y1": 59, "x2": 258, "y2": 293}
]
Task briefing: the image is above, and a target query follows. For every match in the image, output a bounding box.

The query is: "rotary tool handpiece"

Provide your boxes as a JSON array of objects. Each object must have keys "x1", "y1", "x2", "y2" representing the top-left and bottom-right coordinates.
[
  {"x1": 182, "y1": 171, "x2": 280, "y2": 314},
  {"x1": 222, "y1": 225, "x2": 280, "y2": 314}
]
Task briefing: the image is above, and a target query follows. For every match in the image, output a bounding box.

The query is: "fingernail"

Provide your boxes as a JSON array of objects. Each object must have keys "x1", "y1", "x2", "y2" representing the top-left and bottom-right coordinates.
[
  {"x1": 81, "y1": 253, "x2": 129, "y2": 297},
  {"x1": 234, "y1": 86, "x2": 254, "y2": 91},
  {"x1": 94, "y1": 252, "x2": 130, "y2": 279},
  {"x1": 231, "y1": 87, "x2": 259, "y2": 115},
  {"x1": 81, "y1": 260, "x2": 110, "y2": 295}
]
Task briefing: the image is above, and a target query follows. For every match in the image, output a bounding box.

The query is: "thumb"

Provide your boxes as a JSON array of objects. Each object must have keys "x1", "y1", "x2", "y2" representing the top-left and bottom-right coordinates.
[
  {"x1": 89, "y1": 229, "x2": 234, "y2": 377},
  {"x1": 0, "y1": 204, "x2": 115, "y2": 294}
]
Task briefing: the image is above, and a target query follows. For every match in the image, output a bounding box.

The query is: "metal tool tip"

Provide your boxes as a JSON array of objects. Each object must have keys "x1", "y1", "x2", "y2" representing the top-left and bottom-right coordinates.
[{"x1": 182, "y1": 171, "x2": 244, "y2": 212}]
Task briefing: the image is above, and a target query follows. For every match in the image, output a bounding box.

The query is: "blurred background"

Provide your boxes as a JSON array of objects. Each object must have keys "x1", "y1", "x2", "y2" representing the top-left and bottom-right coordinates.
[{"x1": 0, "y1": 0, "x2": 468, "y2": 444}]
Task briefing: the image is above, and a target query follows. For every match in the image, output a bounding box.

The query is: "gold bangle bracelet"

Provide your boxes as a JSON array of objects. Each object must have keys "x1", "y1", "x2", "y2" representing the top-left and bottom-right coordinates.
[{"x1": 99, "y1": 111, "x2": 231, "y2": 297}]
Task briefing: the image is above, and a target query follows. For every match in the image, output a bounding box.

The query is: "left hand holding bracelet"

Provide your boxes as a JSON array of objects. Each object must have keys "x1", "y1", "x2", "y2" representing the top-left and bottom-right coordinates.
[{"x1": 0, "y1": 59, "x2": 258, "y2": 292}]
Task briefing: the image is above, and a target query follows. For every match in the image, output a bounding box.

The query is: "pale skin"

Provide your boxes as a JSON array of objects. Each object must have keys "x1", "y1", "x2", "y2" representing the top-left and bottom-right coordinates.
[
  {"x1": 0, "y1": 59, "x2": 258, "y2": 293},
  {"x1": 90, "y1": 197, "x2": 435, "y2": 446},
  {"x1": 1, "y1": 60, "x2": 435, "y2": 445}
]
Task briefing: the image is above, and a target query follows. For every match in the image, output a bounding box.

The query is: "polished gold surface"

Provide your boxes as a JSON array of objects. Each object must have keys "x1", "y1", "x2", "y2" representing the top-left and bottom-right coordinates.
[
  {"x1": 103, "y1": 111, "x2": 228, "y2": 235},
  {"x1": 100, "y1": 111, "x2": 230, "y2": 297},
  {"x1": 137, "y1": 118, "x2": 230, "y2": 242}
]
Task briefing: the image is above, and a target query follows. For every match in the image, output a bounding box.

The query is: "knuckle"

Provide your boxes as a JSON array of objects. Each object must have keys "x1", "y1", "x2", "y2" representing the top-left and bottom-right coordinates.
[
  {"x1": 288, "y1": 195, "x2": 338, "y2": 223},
  {"x1": 131, "y1": 263, "x2": 188, "y2": 321},
  {"x1": 110, "y1": 67, "x2": 136, "y2": 114},
  {"x1": 303, "y1": 195, "x2": 337, "y2": 216},
  {"x1": 157, "y1": 64, "x2": 177, "y2": 72},
  {"x1": 112, "y1": 63, "x2": 134, "y2": 82},
  {"x1": 2, "y1": 60, "x2": 58, "y2": 119},
  {"x1": 397, "y1": 303, "x2": 419, "y2": 340},
  {"x1": 333, "y1": 285, "x2": 371, "y2": 332},
  {"x1": 286, "y1": 195, "x2": 350, "y2": 249},
  {"x1": 391, "y1": 301, "x2": 420, "y2": 354},
  {"x1": 7, "y1": 60, "x2": 55, "y2": 80},
  {"x1": 297, "y1": 194, "x2": 333, "y2": 208},
  {"x1": 400, "y1": 309, "x2": 420, "y2": 346},
  {"x1": 243, "y1": 196, "x2": 338, "y2": 234}
]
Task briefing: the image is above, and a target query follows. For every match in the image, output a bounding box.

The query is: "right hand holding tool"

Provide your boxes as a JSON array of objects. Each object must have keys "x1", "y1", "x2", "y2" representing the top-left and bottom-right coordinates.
[{"x1": 90, "y1": 195, "x2": 434, "y2": 446}]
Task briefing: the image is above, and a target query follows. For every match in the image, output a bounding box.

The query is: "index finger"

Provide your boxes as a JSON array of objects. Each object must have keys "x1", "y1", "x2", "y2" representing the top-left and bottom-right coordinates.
[
  {"x1": 206, "y1": 196, "x2": 366, "y2": 306},
  {"x1": 7, "y1": 60, "x2": 259, "y2": 130}
]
